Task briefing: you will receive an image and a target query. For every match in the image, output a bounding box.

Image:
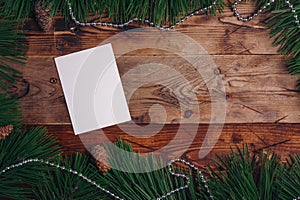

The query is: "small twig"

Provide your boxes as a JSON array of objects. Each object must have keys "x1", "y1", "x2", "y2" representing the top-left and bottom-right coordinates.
[{"x1": 254, "y1": 139, "x2": 291, "y2": 153}]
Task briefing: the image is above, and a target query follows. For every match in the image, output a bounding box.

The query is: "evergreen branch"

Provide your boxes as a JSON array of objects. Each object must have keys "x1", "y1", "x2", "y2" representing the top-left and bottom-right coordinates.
[
  {"x1": 288, "y1": 57, "x2": 300, "y2": 75},
  {"x1": 279, "y1": 155, "x2": 300, "y2": 200},
  {"x1": 201, "y1": 146, "x2": 283, "y2": 200},
  {"x1": 32, "y1": 153, "x2": 107, "y2": 200},
  {"x1": 0, "y1": 127, "x2": 61, "y2": 199},
  {"x1": 0, "y1": 93, "x2": 21, "y2": 126},
  {"x1": 47, "y1": 0, "x2": 97, "y2": 22},
  {"x1": 265, "y1": 0, "x2": 300, "y2": 89},
  {"x1": 0, "y1": 21, "x2": 26, "y2": 91},
  {"x1": 97, "y1": 138, "x2": 206, "y2": 200},
  {"x1": 0, "y1": 0, "x2": 35, "y2": 19},
  {"x1": 32, "y1": 0, "x2": 224, "y2": 26}
]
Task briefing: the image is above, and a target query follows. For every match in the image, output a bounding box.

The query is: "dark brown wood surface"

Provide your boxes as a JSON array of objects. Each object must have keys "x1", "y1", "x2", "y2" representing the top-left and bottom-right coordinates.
[
  {"x1": 17, "y1": 2, "x2": 300, "y2": 167},
  {"x1": 44, "y1": 124, "x2": 300, "y2": 166}
]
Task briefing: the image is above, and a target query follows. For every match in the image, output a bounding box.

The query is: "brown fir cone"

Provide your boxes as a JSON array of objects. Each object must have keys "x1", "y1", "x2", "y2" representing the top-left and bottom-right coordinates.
[
  {"x1": 91, "y1": 145, "x2": 111, "y2": 174},
  {"x1": 34, "y1": 0, "x2": 53, "y2": 32},
  {"x1": 0, "y1": 125, "x2": 13, "y2": 140}
]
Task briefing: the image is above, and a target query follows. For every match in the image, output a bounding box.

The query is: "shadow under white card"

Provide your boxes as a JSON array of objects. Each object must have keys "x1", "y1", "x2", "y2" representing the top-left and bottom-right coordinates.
[{"x1": 54, "y1": 43, "x2": 131, "y2": 135}]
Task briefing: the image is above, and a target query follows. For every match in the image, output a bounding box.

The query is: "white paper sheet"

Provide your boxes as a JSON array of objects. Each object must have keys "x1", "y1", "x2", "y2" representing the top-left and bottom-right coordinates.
[{"x1": 54, "y1": 43, "x2": 131, "y2": 135}]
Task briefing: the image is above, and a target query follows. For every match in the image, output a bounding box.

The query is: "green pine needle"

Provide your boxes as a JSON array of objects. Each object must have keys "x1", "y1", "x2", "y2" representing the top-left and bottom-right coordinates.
[
  {"x1": 201, "y1": 146, "x2": 283, "y2": 200},
  {"x1": 265, "y1": 0, "x2": 300, "y2": 89},
  {"x1": 96, "y1": 138, "x2": 206, "y2": 200},
  {"x1": 280, "y1": 155, "x2": 300, "y2": 200},
  {"x1": 0, "y1": 21, "x2": 26, "y2": 91},
  {"x1": 0, "y1": 0, "x2": 35, "y2": 19},
  {"x1": 0, "y1": 127, "x2": 61, "y2": 199},
  {"x1": 33, "y1": 153, "x2": 107, "y2": 200},
  {"x1": 0, "y1": 93, "x2": 21, "y2": 126},
  {"x1": 1, "y1": 0, "x2": 224, "y2": 23}
]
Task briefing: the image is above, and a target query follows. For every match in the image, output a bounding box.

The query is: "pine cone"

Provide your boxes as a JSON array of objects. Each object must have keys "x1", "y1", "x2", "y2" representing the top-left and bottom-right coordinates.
[
  {"x1": 0, "y1": 125, "x2": 13, "y2": 140},
  {"x1": 34, "y1": 0, "x2": 53, "y2": 32},
  {"x1": 91, "y1": 145, "x2": 111, "y2": 174}
]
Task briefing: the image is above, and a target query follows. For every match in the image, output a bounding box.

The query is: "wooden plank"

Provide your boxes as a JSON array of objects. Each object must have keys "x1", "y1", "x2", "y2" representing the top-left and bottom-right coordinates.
[
  {"x1": 10, "y1": 55, "x2": 299, "y2": 124},
  {"x1": 23, "y1": 4, "x2": 279, "y2": 56},
  {"x1": 24, "y1": 23, "x2": 279, "y2": 56},
  {"x1": 44, "y1": 123, "x2": 300, "y2": 167}
]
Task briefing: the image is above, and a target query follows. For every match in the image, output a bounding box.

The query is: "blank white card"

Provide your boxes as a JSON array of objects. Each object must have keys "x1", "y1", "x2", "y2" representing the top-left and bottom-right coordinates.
[{"x1": 55, "y1": 43, "x2": 131, "y2": 135}]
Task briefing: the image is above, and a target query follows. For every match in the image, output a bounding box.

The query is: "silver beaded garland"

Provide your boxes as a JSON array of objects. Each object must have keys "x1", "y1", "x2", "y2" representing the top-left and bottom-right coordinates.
[
  {"x1": 232, "y1": 0, "x2": 299, "y2": 28},
  {"x1": 67, "y1": 0, "x2": 299, "y2": 30},
  {"x1": 4, "y1": 0, "x2": 297, "y2": 199},
  {"x1": 66, "y1": 0, "x2": 217, "y2": 31},
  {"x1": 0, "y1": 158, "x2": 124, "y2": 200},
  {"x1": 162, "y1": 158, "x2": 215, "y2": 200},
  {"x1": 0, "y1": 158, "x2": 212, "y2": 200}
]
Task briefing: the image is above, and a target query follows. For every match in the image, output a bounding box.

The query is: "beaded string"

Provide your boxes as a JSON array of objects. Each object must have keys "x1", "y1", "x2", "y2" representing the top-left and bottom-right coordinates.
[
  {"x1": 66, "y1": 0, "x2": 217, "y2": 31},
  {"x1": 0, "y1": 158, "x2": 213, "y2": 200},
  {"x1": 232, "y1": 0, "x2": 300, "y2": 28},
  {"x1": 66, "y1": 0, "x2": 299, "y2": 30}
]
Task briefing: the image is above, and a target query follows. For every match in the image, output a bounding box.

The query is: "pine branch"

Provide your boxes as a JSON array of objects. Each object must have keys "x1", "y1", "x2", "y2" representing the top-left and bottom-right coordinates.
[
  {"x1": 265, "y1": 0, "x2": 300, "y2": 89},
  {"x1": 0, "y1": 21, "x2": 26, "y2": 91},
  {"x1": 33, "y1": 153, "x2": 107, "y2": 200},
  {"x1": 200, "y1": 146, "x2": 283, "y2": 200},
  {"x1": 279, "y1": 155, "x2": 300, "y2": 200},
  {"x1": 0, "y1": 93, "x2": 21, "y2": 126},
  {"x1": 288, "y1": 56, "x2": 300, "y2": 75},
  {"x1": 0, "y1": 127, "x2": 61, "y2": 199},
  {"x1": 1, "y1": 0, "x2": 224, "y2": 26},
  {"x1": 96, "y1": 138, "x2": 205, "y2": 200},
  {"x1": 0, "y1": 0, "x2": 35, "y2": 19}
]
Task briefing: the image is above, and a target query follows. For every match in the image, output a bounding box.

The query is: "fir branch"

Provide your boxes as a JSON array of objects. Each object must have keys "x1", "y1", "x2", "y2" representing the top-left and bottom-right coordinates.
[
  {"x1": 265, "y1": 0, "x2": 300, "y2": 89},
  {"x1": 288, "y1": 56, "x2": 300, "y2": 75},
  {"x1": 33, "y1": 153, "x2": 107, "y2": 200},
  {"x1": 0, "y1": 21, "x2": 26, "y2": 91},
  {"x1": 0, "y1": 0, "x2": 35, "y2": 19},
  {"x1": 0, "y1": 93, "x2": 21, "y2": 126},
  {"x1": 0, "y1": 127, "x2": 61, "y2": 199},
  {"x1": 280, "y1": 155, "x2": 300, "y2": 200},
  {"x1": 97, "y1": 138, "x2": 205, "y2": 200},
  {"x1": 201, "y1": 146, "x2": 283, "y2": 200},
  {"x1": 1, "y1": 0, "x2": 224, "y2": 26},
  {"x1": 47, "y1": 0, "x2": 97, "y2": 22}
]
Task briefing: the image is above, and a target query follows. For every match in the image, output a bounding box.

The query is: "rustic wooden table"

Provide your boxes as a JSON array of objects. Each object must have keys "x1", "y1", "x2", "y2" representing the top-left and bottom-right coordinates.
[{"x1": 13, "y1": 3, "x2": 300, "y2": 167}]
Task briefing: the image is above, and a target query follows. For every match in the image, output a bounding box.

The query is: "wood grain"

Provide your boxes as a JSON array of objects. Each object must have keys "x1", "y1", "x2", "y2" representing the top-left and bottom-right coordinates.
[
  {"x1": 14, "y1": 2, "x2": 300, "y2": 163},
  {"x1": 11, "y1": 54, "x2": 300, "y2": 124},
  {"x1": 44, "y1": 123, "x2": 300, "y2": 167},
  {"x1": 23, "y1": 4, "x2": 279, "y2": 57}
]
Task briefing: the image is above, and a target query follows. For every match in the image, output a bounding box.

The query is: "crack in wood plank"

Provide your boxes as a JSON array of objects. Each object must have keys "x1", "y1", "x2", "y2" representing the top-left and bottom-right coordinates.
[
  {"x1": 240, "y1": 104, "x2": 264, "y2": 115},
  {"x1": 254, "y1": 139, "x2": 291, "y2": 153}
]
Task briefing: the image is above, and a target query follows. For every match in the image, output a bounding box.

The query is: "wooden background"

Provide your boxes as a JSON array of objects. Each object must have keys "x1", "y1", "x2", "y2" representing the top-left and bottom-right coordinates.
[{"x1": 13, "y1": 2, "x2": 300, "y2": 167}]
